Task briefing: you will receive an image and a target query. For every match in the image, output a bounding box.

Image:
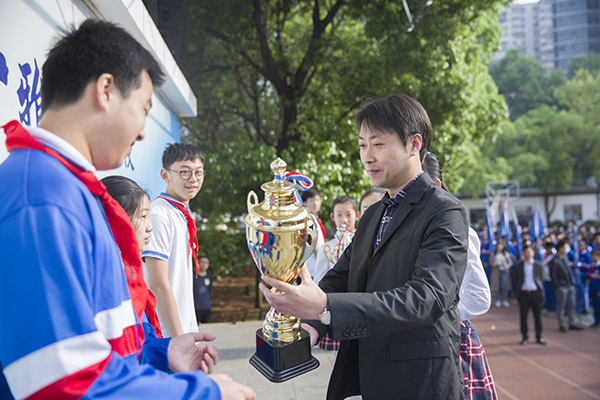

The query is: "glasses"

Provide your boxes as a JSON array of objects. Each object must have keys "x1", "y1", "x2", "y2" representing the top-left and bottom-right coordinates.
[{"x1": 168, "y1": 168, "x2": 206, "y2": 180}]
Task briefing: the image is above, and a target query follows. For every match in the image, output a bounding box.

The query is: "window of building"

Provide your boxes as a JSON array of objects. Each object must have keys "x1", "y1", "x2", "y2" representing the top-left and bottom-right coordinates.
[
  {"x1": 469, "y1": 208, "x2": 486, "y2": 230},
  {"x1": 564, "y1": 204, "x2": 582, "y2": 222},
  {"x1": 515, "y1": 205, "x2": 533, "y2": 227}
]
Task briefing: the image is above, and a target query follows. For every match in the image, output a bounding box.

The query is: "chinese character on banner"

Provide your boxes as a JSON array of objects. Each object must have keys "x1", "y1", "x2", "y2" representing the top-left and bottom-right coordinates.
[
  {"x1": 0, "y1": 51, "x2": 8, "y2": 86},
  {"x1": 17, "y1": 58, "x2": 41, "y2": 126}
]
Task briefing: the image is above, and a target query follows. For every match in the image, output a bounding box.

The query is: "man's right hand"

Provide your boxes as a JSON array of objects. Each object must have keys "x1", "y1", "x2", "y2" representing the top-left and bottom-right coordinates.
[
  {"x1": 211, "y1": 374, "x2": 255, "y2": 400},
  {"x1": 301, "y1": 323, "x2": 320, "y2": 347}
]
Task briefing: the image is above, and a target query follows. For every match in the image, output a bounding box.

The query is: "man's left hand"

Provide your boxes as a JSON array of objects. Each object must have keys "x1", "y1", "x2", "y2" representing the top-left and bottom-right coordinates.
[
  {"x1": 168, "y1": 332, "x2": 218, "y2": 374},
  {"x1": 259, "y1": 264, "x2": 328, "y2": 319}
]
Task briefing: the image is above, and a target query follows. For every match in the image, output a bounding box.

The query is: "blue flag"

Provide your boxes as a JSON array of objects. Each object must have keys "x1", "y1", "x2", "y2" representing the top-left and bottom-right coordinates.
[
  {"x1": 511, "y1": 206, "x2": 523, "y2": 257},
  {"x1": 529, "y1": 202, "x2": 546, "y2": 243},
  {"x1": 572, "y1": 225, "x2": 579, "y2": 267},
  {"x1": 485, "y1": 201, "x2": 496, "y2": 253},
  {"x1": 498, "y1": 200, "x2": 513, "y2": 241}
]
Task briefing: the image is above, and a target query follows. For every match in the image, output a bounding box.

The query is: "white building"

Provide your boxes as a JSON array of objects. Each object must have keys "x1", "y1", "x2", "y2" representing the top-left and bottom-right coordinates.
[
  {"x1": 0, "y1": 0, "x2": 197, "y2": 198},
  {"x1": 459, "y1": 186, "x2": 600, "y2": 229}
]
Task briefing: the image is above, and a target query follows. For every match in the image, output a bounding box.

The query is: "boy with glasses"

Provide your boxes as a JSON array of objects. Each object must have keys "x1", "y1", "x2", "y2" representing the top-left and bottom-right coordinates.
[{"x1": 143, "y1": 143, "x2": 206, "y2": 338}]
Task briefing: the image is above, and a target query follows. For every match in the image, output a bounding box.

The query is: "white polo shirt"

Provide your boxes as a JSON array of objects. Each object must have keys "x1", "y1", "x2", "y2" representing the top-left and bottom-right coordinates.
[{"x1": 143, "y1": 194, "x2": 198, "y2": 337}]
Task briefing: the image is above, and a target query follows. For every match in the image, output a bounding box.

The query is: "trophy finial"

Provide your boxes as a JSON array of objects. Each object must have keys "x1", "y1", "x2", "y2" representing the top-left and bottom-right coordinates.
[{"x1": 271, "y1": 157, "x2": 287, "y2": 180}]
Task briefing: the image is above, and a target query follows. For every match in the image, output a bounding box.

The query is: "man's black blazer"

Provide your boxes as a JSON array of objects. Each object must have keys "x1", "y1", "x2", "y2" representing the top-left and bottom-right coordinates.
[
  {"x1": 310, "y1": 173, "x2": 468, "y2": 400},
  {"x1": 549, "y1": 255, "x2": 575, "y2": 289},
  {"x1": 513, "y1": 259, "x2": 544, "y2": 296}
]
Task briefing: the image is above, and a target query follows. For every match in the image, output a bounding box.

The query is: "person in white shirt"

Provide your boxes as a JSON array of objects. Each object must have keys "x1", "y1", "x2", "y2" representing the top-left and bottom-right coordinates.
[
  {"x1": 314, "y1": 196, "x2": 359, "y2": 290},
  {"x1": 143, "y1": 143, "x2": 205, "y2": 337},
  {"x1": 301, "y1": 188, "x2": 326, "y2": 279},
  {"x1": 422, "y1": 151, "x2": 498, "y2": 399},
  {"x1": 513, "y1": 245, "x2": 546, "y2": 345},
  {"x1": 313, "y1": 195, "x2": 359, "y2": 356}
]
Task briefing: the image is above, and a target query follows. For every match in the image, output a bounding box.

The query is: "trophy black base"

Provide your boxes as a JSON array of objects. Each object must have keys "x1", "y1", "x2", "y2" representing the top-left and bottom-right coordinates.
[{"x1": 249, "y1": 328, "x2": 320, "y2": 383}]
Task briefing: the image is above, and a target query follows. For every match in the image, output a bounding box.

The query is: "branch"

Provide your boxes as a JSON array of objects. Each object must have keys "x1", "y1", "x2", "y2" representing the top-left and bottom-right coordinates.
[
  {"x1": 252, "y1": 0, "x2": 287, "y2": 93},
  {"x1": 202, "y1": 26, "x2": 267, "y2": 77},
  {"x1": 293, "y1": 0, "x2": 347, "y2": 94},
  {"x1": 334, "y1": 99, "x2": 363, "y2": 125}
]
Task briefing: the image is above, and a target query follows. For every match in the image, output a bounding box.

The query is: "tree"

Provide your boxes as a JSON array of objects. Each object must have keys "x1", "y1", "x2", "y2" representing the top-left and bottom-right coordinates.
[
  {"x1": 489, "y1": 49, "x2": 565, "y2": 121},
  {"x1": 567, "y1": 52, "x2": 600, "y2": 78},
  {"x1": 184, "y1": 0, "x2": 508, "y2": 217},
  {"x1": 554, "y1": 70, "x2": 600, "y2": 183}
]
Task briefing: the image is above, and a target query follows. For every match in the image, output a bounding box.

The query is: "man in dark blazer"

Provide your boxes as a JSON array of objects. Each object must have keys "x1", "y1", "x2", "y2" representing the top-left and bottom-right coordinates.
[
  {"x1": 261, "y1": 94, "x2": 468, "y2": 399},
  {"x1": 550, "y1": 239, "x2": 584, "y2": 332},
  {"x1": 513, "y1": 244, "x2": 546, "y2": 345}
]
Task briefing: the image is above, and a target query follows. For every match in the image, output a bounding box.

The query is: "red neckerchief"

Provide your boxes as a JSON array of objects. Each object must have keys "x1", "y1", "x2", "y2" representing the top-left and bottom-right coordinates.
[
  {"x1": 3, "y1": 120, "x2": 162, "y2": 344},
  {"x1": 316, "y1": 216, "x2": 326, "y2": 241},
  {"x1": 158, "y1": 196, "x2": 200, "y2": 277}
]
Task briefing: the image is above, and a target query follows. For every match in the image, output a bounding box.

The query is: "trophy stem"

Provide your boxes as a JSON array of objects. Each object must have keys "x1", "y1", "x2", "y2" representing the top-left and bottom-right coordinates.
[{"x1": 262, "y1": 306, "x2": 301, "y2": 343}]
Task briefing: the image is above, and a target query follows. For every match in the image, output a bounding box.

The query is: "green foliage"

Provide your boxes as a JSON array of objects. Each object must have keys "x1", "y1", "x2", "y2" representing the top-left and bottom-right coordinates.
[
  {"x1": 197, "y1": 228, "x2": 253, "y2": 277},
  {"x1": 183, "y1": 0, "x2": 509, "y2": 273},
  {"x1": 489, "y1": 49, "x2": 565, "y2": 120},
  {"x1": 567, "y1": 52, "x2": 600, "y2": 78},
  {"x1": 473, "y1": 51, "x2": 600, "y2": 195}
]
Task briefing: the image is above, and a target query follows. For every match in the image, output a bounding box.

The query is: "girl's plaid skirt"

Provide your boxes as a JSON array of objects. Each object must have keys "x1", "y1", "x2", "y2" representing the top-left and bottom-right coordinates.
[{"x1": 461, "y1": 320, "x2": 498, "y2": 400}]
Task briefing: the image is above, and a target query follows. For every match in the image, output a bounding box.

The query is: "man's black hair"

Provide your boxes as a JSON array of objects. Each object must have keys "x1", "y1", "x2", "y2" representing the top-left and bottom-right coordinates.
[
  {"x1": 162, "y1": 143, "x2": 204, "y2": 168},
  {"x1": 42, "y1": 19, "x2": 165, "y2": 111},
  {"x1": 301, "y1": 188, "x2": 320, "y2": 203},
  {"x1": 556, "y1": 238, "x2": 569, "y2": 251},
  {"x1": 356, "y1": 93, "x2": 433, "y2": 161},
  {"x1": 331, "y1": 195, "x2": 358, "y2": 213}
]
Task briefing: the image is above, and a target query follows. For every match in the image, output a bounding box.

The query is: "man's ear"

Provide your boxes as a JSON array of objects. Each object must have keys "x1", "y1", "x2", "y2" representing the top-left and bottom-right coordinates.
[
  {"x1": 160, "y1": 168, "x2": 170, "y2": 182},
  {"x1": 94, "y1": 73, "x2": 117, "y2": 111},
  {"x1": 410, "y1": 133, "x2": 423, "y2": 156},
  {"x1": 330, "y1": 212, "x2": 335, "y2": 223}
]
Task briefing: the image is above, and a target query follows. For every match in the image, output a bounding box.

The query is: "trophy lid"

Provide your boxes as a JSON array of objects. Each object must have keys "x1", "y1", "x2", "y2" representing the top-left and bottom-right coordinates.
[{"x1": 261, "y1": 157, "x2": 296, "y2": 194}]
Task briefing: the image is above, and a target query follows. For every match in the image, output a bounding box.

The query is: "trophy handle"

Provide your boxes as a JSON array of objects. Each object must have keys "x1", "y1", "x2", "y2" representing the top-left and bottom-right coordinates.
[
  {"x1": 247, "y1": 191, "x2": 259, "y2": 214},
  {"x1": 298, "y1": 214, "x2": 318, "y2": 267}
]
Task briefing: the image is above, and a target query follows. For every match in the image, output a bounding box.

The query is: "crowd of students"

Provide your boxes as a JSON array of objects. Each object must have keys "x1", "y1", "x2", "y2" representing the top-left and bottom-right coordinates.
[{"x1": 479, "y1": 223, "x2": 600, "y2": 332}]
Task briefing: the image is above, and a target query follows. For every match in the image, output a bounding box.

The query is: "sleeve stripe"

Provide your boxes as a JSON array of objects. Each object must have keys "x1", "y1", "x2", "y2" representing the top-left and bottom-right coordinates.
[
  {"x1": 26, "y1": 355, "x2": 113, "y2": 400},
  {"x1": 107, "y1": 325, "x2": 142, "y2": 357},
  {"x1": 93, "y1": 299, "x2": 137, "y2": 340},
  {"x1": 4, "y1": 331, "x2": 112, "y2": 400},
  {"x1": 141, "y1": 250, "x2": 168, "y2": 261}
]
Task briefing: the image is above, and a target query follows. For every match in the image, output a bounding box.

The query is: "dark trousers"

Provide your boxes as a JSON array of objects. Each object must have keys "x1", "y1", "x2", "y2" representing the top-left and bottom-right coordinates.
[
  {"x1": 518, "y1": 290, "x2": 543, "y2": 340},
  {"x1": 590, "y1": 281, "x2": 600, "y2": 325},
  {"x1": 195, "y1": 308, "x2": 211, "y2": 324}
]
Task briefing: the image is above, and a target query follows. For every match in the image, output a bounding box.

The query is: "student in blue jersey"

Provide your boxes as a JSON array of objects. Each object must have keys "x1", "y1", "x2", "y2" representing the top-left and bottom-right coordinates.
[
  {"x1": 587, "y1": 249, "x2": 600, "y2": 328},
  {"x1": 0, "y1": 19, "x2": 254, "y2": 400},
  {"x1": 143, "y1": 143, "x2": 205, "y2": 338}
]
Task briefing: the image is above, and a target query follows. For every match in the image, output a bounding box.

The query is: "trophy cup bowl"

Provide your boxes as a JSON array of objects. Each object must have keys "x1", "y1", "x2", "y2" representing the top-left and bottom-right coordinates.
[{"x1": 245, "y1": 157, "x2": 320, "y2": 382}]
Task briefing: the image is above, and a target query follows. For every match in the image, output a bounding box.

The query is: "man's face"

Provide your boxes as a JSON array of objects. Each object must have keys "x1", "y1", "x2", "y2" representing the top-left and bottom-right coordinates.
[
  {"x1": 162, "y1": 158, "x2": 204, "y2": 204},
  {"x1": 92, "y1": 71, "x2": 153, "y2": 170},
  {"x1": 523, "y1": 247, "x2": 534, "y2": 260},
  {"x1": 359, "y1": 126, "x2": 417, "y2": 197},
  {"x1": 305, "y1": 195, "x2": 321, "y2": 215},
  {"x1": 559, "y1": 244, "x2": 570, "y2": 256},
  {"x1": 331, "y1": 202, "x2": 358, "y2": 230}
]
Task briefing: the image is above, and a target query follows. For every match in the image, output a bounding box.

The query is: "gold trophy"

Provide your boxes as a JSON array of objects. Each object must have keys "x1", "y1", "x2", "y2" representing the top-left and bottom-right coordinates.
[{"x1": 245, "y1": 157, "x2": 320, "y2": 382}]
